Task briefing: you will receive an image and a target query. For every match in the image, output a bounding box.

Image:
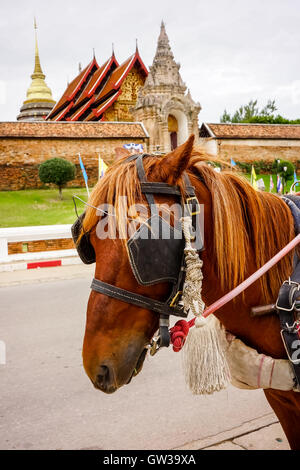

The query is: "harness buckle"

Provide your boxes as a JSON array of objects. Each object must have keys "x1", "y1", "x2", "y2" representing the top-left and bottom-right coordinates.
[
  {"x1": 149, "y1": 336, "x2": 161, "y2": 356},
  {"x1": 280, "y1": 326, "x2": 300, "y2": 365},
  {"x1": 275, "y1": 279, "x2": 300, "y2": 312},
  {"x1": 169, "y1": 290, "x2": 183, "y2": 307},
  {"x1": 186, "y1": 197, "x2": 201, "y2": 216}
]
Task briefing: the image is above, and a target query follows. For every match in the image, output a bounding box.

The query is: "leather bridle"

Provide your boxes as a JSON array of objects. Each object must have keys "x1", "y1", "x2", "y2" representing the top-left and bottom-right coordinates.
[{"x1": 90, "y1": 153, "x2": 202, "y2": 353}]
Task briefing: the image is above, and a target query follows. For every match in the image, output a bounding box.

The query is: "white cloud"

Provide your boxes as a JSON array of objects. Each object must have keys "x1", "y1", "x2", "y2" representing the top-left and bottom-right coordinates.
[{"x1": 275, "y1": 81, "x2": 300, "y2": 106}]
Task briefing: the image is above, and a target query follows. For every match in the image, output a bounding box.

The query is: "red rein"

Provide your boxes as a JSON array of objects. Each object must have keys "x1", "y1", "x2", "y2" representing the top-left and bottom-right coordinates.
[{"x1": 170, "y1": 233, "x2": 300, "y2": 352}]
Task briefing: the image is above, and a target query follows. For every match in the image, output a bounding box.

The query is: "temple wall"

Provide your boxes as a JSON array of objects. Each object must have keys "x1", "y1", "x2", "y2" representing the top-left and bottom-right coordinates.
[
  {"x1": 0, "y1": 122, "x2": 148, "y2": 190},
  {"x1": 199, "y1": 138, "x2": 300, "y2": 166}
]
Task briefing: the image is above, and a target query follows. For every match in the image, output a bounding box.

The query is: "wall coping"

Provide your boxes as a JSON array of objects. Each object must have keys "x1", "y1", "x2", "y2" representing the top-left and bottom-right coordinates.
[{"x1": 0, "y1": 121, "x2": 149, "y2": 139}]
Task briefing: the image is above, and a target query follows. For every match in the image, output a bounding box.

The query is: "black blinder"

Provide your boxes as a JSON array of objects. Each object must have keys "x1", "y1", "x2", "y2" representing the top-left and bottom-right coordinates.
[
  {"x1": 127, "y1": 214, "x2": 184, "y2": 286},
  {"x1": 71, "y1": 212, "x2": 96, "y2": 265}
]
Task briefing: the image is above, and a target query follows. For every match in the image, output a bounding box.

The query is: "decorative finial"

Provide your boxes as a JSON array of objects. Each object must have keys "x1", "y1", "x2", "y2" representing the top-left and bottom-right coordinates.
[
  {"x1": 135, "y1": 38, "x2": 138, "y2": 52},
  {"x1": 33, "y1": 17, "x2": 43, "y2": 75},
  {"x1": 158, "y1": 19, "x2": 168, "y2": 43},
  {"x1": 92, "y1": 47, "x2": 95, "y2": 59},
  {"x1": 78, "y1": 62, "x2": 82, "y2": 73},
  {"x1": 112, "y1": 43, "x2": 115, "y2": 56}
]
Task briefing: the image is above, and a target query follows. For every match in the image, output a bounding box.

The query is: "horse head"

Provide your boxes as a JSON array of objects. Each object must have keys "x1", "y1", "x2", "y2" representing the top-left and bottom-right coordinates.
[{"x1": 80, "y1": 136, "x2": 199, "y2": 393}]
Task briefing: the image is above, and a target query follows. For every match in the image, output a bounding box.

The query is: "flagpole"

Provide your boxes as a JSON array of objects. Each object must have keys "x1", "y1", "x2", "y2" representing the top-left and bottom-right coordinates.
[
  {"x1": 79, "y1": 153, "x2": 90, "y2": 198},
  {"x1": 85, "y1": 178, "x2": 90, "y2": 198}
]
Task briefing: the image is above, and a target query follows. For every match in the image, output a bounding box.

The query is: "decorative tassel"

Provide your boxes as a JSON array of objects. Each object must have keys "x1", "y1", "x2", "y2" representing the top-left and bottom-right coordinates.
[{"x1": 180, "y1": 216, "x2": 231, "y2": 394}]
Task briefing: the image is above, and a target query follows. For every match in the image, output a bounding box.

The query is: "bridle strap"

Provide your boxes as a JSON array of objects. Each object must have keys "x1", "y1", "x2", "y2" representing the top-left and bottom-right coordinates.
[
  {"x1": 140, "y1": 182, "x2": 181, "y2": 196},
  {"x1": 91, "y1": 279, "x2": 187, "y2": 318}
]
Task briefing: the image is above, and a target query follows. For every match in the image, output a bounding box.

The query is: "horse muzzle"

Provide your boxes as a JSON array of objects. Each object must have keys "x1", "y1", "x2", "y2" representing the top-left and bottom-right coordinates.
[
  {"x1": 93, "y1": 362, "x2": 118, "y2": 394},
  {"x1": 92, "y1": 347, "x2": 148, "y2": 393}
]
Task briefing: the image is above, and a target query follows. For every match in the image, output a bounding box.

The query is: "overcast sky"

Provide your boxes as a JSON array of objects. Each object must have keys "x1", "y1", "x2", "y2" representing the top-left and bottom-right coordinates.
[{"x1": 0, "y1": 0, "x2": 299, "y2": 124}]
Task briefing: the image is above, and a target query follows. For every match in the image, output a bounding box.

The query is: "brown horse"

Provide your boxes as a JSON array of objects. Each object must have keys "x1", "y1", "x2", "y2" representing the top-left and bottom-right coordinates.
[{"x1": 80, "y1": 135, "x2": 300, "y2": 449}]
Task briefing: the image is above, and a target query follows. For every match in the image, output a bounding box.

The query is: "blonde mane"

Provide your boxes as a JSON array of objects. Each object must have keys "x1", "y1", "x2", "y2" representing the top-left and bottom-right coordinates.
[{"x1": 81, "y1": 150, "x2": 295, "y2": 303}]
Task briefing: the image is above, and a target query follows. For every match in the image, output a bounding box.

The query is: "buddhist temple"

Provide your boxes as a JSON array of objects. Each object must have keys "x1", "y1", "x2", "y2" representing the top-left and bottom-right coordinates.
[
  {"x1": 17, "y1": 20, "x2": 55, "y2": 121},
  {"x1": 45, "y1": 21, "x2": 200, "y2": 152},
  {"x1": 46, "y1": 47, "x2": 148, "y2": 122}
]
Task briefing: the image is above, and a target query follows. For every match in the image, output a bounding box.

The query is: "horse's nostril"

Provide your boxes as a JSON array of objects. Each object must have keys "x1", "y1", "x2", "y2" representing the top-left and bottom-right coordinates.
[{"x1": 96, "y1": 365, "x2": 110, "y2": 387}]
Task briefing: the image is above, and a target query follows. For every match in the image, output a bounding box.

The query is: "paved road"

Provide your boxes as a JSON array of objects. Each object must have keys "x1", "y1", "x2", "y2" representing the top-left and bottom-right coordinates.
[{"x1": 0, "y1": 266, "x2": 289, "y2": 450}]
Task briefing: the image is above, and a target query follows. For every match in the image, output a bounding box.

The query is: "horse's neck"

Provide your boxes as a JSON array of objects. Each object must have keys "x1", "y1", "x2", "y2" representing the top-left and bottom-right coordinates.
[
  {"x1": 200, "y1": 247, "x2": 285, "y2": 356},
  {"x1": 200, "y1": 215, "x2": 288, "y2": 357},
  {"x1": 191, "y1": 172, "x2": 292, "y2": 355}
]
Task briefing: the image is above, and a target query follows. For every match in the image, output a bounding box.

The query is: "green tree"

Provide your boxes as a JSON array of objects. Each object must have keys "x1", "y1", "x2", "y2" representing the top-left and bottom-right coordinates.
[
  {"x1": 220, "y1": 99, "x2": 300, "y2": 124},
  {"x1": 39, "y1": 158, "x2": 76, "y2": 199}
]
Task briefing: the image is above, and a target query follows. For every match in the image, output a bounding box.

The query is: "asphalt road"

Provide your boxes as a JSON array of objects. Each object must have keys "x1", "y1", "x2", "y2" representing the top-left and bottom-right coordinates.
[{"x1": 0, "y1": 269, "x2": 280, "y2": 450}]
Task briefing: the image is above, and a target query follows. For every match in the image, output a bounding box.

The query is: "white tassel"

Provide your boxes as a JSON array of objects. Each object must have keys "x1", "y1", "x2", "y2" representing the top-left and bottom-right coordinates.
[
  {"x1": 181, "y1": 216, "x2": 231, "y2": 395},
  {"x1": 183, "y1": 316, "x2": 230, "y2": 394}
]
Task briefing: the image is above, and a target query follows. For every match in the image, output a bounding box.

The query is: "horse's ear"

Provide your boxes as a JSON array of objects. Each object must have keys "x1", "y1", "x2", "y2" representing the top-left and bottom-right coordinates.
[
  {"x1": 156, "y1": 134, "x2": 195, "y2": 184},
  {"x1": 114, "y1": 147, "x2": 130, "y2": 162}
]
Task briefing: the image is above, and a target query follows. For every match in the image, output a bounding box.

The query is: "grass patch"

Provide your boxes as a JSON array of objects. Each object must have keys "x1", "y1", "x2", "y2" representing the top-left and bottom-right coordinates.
[
  {"x1": 1, "y1": 173, "x2": 299, "y2": 228},
  {"x1": 0, "y1": 188, "x2": 89, "y2": 228}
]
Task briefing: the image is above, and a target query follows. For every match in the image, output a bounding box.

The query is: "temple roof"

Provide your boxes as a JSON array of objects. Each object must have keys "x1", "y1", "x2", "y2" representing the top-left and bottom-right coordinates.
[
  {"x1": 47, "y1": 57, "x2": 99, "y2": 119},
  {"x1": 46, "y1": 49, "x2": 148, "y2": 121}
]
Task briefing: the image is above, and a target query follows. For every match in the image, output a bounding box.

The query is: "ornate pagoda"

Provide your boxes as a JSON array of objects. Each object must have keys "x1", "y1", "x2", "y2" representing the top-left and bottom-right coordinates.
[
  {"x1": 17, "y1": 20, "x2": 55, "y2": 121},
  {"x1": 133, "y1": 21, "x2": 201, "y2": 152},
  {"x1": 46, "y1": 47, "x2": 148, "y2": 122}
]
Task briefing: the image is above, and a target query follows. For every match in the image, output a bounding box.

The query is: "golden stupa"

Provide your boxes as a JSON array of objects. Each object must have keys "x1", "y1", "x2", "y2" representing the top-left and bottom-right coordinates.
[{"x1": 17, "y1": 19, "x2": 55, "y2": 121}]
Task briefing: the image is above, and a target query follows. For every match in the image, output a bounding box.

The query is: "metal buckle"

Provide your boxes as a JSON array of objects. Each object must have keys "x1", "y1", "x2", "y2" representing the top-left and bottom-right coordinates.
[
  {"x1": 186, "y1": 197, "x2": 201, "y2": 216},
  {"x1": 275, "y1": 279, "x2": 300, "y2": 312},
  {"x1": 149, "y1": 336, "x2": 161, "y2": 356},
  {"x1": 169, "y1": 290, "x2": 182, "y2": 307},
  {"x1": 280, "y1": 326, "x2": 300, "y2": 365}
]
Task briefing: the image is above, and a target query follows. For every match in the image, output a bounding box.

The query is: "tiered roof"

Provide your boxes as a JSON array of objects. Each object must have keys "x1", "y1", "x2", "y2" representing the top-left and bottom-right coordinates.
[{"x1": 46, "y1": 49, "x2": 148, "y2": 122}]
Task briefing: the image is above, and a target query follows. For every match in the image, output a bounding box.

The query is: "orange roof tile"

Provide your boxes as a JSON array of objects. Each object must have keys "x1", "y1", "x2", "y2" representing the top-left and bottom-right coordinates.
[
  {"x1": 46, "y1": 50, "x2": 148, "y2": 122},
  {"x1": 85, "y1": 91, "x2": 121, "y2": 121},
  {"x1": 46, "y1": 57, "x2": 98, "y2": 120},
  {"x1": 67, "y1": 96, "x2": 95, "y2": 121},
  {"x1": 93, "y1": 51, "x2": 148, "y2": 105},
  {"x1": 53, "y1": 101, "x2": 74, "y2": 121},
  {"x1": 74, "y1": 56, "x2": 119, "y2": 109}
]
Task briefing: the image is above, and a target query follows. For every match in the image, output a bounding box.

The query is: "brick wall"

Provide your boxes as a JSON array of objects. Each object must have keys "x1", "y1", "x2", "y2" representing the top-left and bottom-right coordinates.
[
  {"x1": 0, "y1": 122, "x2": 149, "y2": 191},
  {"x1": 8, "y1": 238, "x2": 74, "y2": 255},
  {"x1": 218, "y1": 140, "x2": 300, "y2": 165}
]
